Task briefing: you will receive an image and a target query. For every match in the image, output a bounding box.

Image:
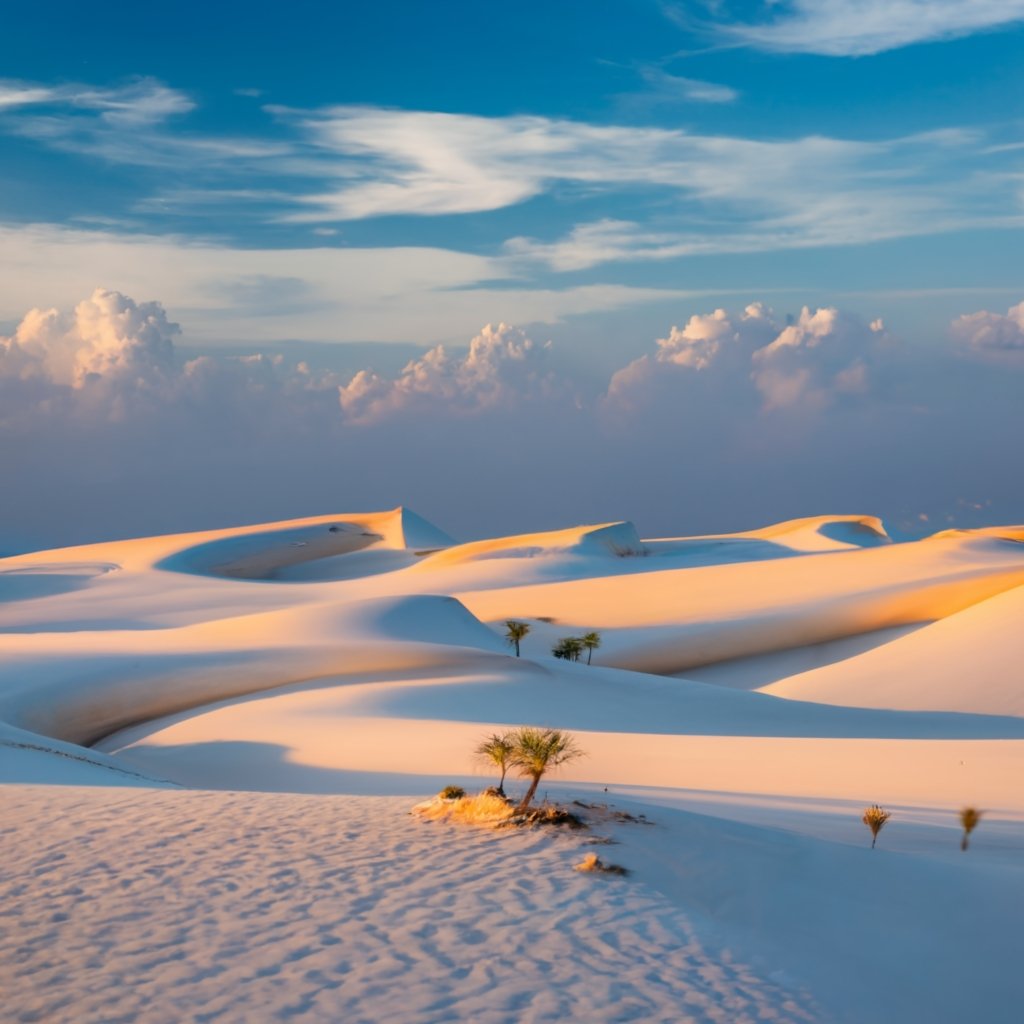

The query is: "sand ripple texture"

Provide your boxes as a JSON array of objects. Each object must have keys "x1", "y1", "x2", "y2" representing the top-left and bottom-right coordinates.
[{"x1": 1, "y1": 787, "x2": 821, "y2": 1024}]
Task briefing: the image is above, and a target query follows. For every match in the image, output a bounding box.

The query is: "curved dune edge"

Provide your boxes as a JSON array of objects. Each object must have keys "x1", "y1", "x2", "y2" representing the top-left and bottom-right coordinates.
[
  {"x1": 3, "y1": 513, "x2": 1024, "y2": 769},
  {"x1": 595, "y1": 566, "x2": 1024, "y2": 675},
  {"x1": 0, "y1": 507, "x2": 454, "y2": 580},
  {"x1": 762, "y1": 581, "x2": 1024, "y2": 715},
  {"x1": 725, "y1": 513, "x2": 891, "y2": 551},
  {"x1": 0, "y1": 594, "x2": 513, "y2": 748},
  {"x1": 416, "y1": 520, "x2": 645, "y2": 568}
]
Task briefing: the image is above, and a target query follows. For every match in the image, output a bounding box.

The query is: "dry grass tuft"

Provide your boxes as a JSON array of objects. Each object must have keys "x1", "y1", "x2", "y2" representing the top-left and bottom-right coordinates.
[
  {"x1": 414, "y1": 792, "x2": 516, "y2": 827},
  {"x1": 574, "y1": 852, "x2": 630, "y2": 876},
  {"x1": 959, "y1": 807, "x2": 983, "y2": 851},
  {"x1": 414, "y1": 792, "x2": 590, "y2": 831},
  {"x1": 862, "y1": 804, "x2": 891, "y2": 848}
]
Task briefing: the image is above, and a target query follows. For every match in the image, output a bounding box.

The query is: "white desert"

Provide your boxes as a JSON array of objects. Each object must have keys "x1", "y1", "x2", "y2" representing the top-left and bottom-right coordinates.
[{"x1": 3, "y1": 507, "x2": 1024, "y2": 1023}]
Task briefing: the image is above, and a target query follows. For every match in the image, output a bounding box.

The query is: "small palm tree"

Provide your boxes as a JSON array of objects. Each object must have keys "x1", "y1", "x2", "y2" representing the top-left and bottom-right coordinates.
[
  {"x1": 475, "y1": 732, "x2": 515, "y2": 797},
  {"x1": 551, "y1": 638, "x2": 573, "y2": 660},
  {"x1": 862, "y1": 804, "x2": 891, "y2": 849},
  {"x1": 580, "y1": 631, "x2": 601, "y2": 665},
  {"x1": 565, "y1": 637, "x2": 584, "y2": 662},
  {"x1": 504, "y1": 620, "x2": 530, "y2": 657},
  {"x1": 508, "y1": 726, "x2": 584, "y2": 812},
  {"x1": 959, "y1": 807, "x2": 983, "y2": 851}
]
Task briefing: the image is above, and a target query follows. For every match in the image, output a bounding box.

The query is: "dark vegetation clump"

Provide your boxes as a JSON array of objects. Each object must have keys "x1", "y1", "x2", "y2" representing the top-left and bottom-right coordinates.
[{"x1": 440, "y1": 785, "x2": 466, "y2": 800}]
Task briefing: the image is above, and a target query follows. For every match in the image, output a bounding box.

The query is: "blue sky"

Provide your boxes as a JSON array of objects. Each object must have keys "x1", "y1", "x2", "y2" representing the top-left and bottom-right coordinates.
[
  {"x1": 2, "y1": 0, "x2": 1023, "y2": 343},
  {"x1": 2, "y1": 1, "x2": 1024, "y2": 546}
]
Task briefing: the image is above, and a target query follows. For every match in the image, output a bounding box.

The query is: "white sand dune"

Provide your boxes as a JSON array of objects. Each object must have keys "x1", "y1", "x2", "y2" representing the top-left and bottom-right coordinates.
[
  {"x1": 458, "y1": 532, "x2": 1024, "y2": 674},
  {"x1": 4, "y1": 510, "x2": 1024, "y2": 1023},
  {"x1": 418, "y1": 519, "x2": 646, "y2": 568},
  {"x1": 763, "y1": 581, "x2": 1024, "y2": 715}
]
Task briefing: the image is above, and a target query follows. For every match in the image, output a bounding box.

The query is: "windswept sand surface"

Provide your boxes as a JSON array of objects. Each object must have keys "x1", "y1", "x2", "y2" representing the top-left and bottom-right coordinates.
[
  {"x1": 3, "y1": 509, "x2": 1024, "y2": 1023},
  {"x1": 2, "y1": 787, "x2": 826, "y2": 1024}
]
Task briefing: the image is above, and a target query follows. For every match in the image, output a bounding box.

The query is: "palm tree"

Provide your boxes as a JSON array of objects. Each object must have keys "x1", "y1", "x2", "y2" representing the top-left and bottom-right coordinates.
[
  {"x1": 862, "y1": 804, "x2": 891, "y2": 849},
  {"x1": 475, "y1": 732, "x2": 515, "y2": 796},
  {"x1": 959, "y1": 807, "x2": 983, "y2": 851},
  {"x1": 508, "y1": 726, "x2": 584, "y2": 812},
  {"x1": 552, "y1": 638, "x2": 585, "y2": 663},
  {"x1": 504, "y1": 620, "x2": 530, "y2": 657},
  {"x1": 580, "y1": 631, "x2": 601, "y2": 665}
]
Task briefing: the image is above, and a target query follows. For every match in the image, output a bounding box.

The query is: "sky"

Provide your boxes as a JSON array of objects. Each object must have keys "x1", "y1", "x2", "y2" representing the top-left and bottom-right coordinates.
[{"x1": 2, "y1": 0, "x2": 1024, "y2": 549}]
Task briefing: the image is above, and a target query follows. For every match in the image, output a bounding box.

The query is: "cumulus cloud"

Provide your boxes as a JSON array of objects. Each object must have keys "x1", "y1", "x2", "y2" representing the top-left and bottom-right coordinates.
[
  {"x1": 0, "y1": 289, "x2": 178, "y2": 389},
  {"x1": 0, "y1": 291, "x2": 569, "y2": 432},
  {"x1": 338, "y1": 324, "x2": 559, "y2": 424},
  {"x1": 951, "y1": 301, "x2": 1024, "y2": 357},
  {"x1": 751, "y1": 306, "x2": 882, "y2": 409},
  {"x1": 607, "y1": 303, "x2": 885, "y2": 412}
]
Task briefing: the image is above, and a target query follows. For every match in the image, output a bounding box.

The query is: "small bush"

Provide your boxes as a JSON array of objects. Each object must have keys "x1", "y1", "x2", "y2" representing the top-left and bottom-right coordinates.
[
  {"x1": 519, "y1": 804, "x2": 587, "y2": 829},
  {"x1": 440, "y1": 785, "x2": 466, "y2": 800},
  {"x1": 574, "y1": 853, "x2": 630, "y2": 876}
]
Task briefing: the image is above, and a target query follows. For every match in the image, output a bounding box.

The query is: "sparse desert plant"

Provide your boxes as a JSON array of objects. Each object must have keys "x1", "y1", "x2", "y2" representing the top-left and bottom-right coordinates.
[
  {"x1": 508, "y1": 726, "x2": 585, "y2": 812},
  {"x1": 439, "y1": 785, "x2": 465, "y2": 800},
  {"x1": 862, "y1": 804, "x2": 891, "y2": 848},
  {"x1": 552, "y1": 637, "x2": 584, "y2": 661},
  {"x1": 475, "y1": 732, "x2": 515, "y2": 796},
  {"x1": 514, "y1": 803, "x2": 586, "y2": 829},
  {"x1": 504, "y1": 620, "x2": 530, "y2": 657},
  {"x1": 416, "y1": 791, "x2": 513, "y2": 826},
  {"x1": 959, "y1": 807, "x2": 983, "y2": 851},
  {"x1": 564, "y1": 637, "x2": 584, "y2": 662},
  {"x1": 574, "y1": 852, "x2": 629, "y2": 876},
  {"x1": 581, "y1": 631, "x2": 602, "y2": 665}
]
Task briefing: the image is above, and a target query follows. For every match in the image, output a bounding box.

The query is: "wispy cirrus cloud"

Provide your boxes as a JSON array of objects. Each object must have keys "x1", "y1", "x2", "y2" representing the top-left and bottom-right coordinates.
[
  {"x1": 638, "y1": 68, "x2": 738, "y2": 104},
  {"x1": 277, "y1": 107, "x2": 1017, "y2": 260},
  {"x1": 0, "y1": 76, "x2": 289, "y2": 171},
  {"x1": 1, "y1": 78, "x2": 1022, "y2": 276},
  {"x1": 706, "y1": 0, "x2": 1024, "y2": 56},
  {"x1": 0, "y1": 223, "x2": 686, "y2": 344}
]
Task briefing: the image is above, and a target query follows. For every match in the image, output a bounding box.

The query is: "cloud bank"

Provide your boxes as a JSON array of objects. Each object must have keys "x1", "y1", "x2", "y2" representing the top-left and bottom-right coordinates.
[
  {"x1": 2, "y1": 290, "x2": 1022, "y2": 552},
  {"x1": 607, "y1": 303, "x2": 885, "y2": 412}
]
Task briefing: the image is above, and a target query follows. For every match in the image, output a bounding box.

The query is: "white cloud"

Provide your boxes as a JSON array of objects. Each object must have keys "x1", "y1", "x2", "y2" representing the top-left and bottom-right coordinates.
[
  {"x1": 716, "y1": 0, "x2": 1024, "y2": 56},
  {"x1": 1, "y1": 79, "x2": 1019, "y2": 265},
  {"x1": 0, "y1": 83, "x2": 57, "y2": 110},
  {"x1": 634, "y1": 67, "x2": 739, "y2": 104},
  {"x1": 951, "y1": 301, "x2": 1024, "y2": 356},
  {"x1": 607, "y1": 303, "x2": 885, "y2": 412},
  {"x1": 338, "y1": 323, "x2": 560, "y2": 424},
  {"x1": 281, "y1": 107, "x2": 898, "y2": 226},
  {"x1": 751, "y1": 306, "x2": 882, "y2": 409},
  {"x1": 0, "y1": 288, "x2": 178, "y2": 388},
  {"x1": 0, "y1": 291, "x2": 571, "y2": 431},
  {"x1": 0, "y1": 223, "x2": 686, "y2": 344},
  {"x1": 0, "y1": 77, "x2": 194, "y2": 125}
]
